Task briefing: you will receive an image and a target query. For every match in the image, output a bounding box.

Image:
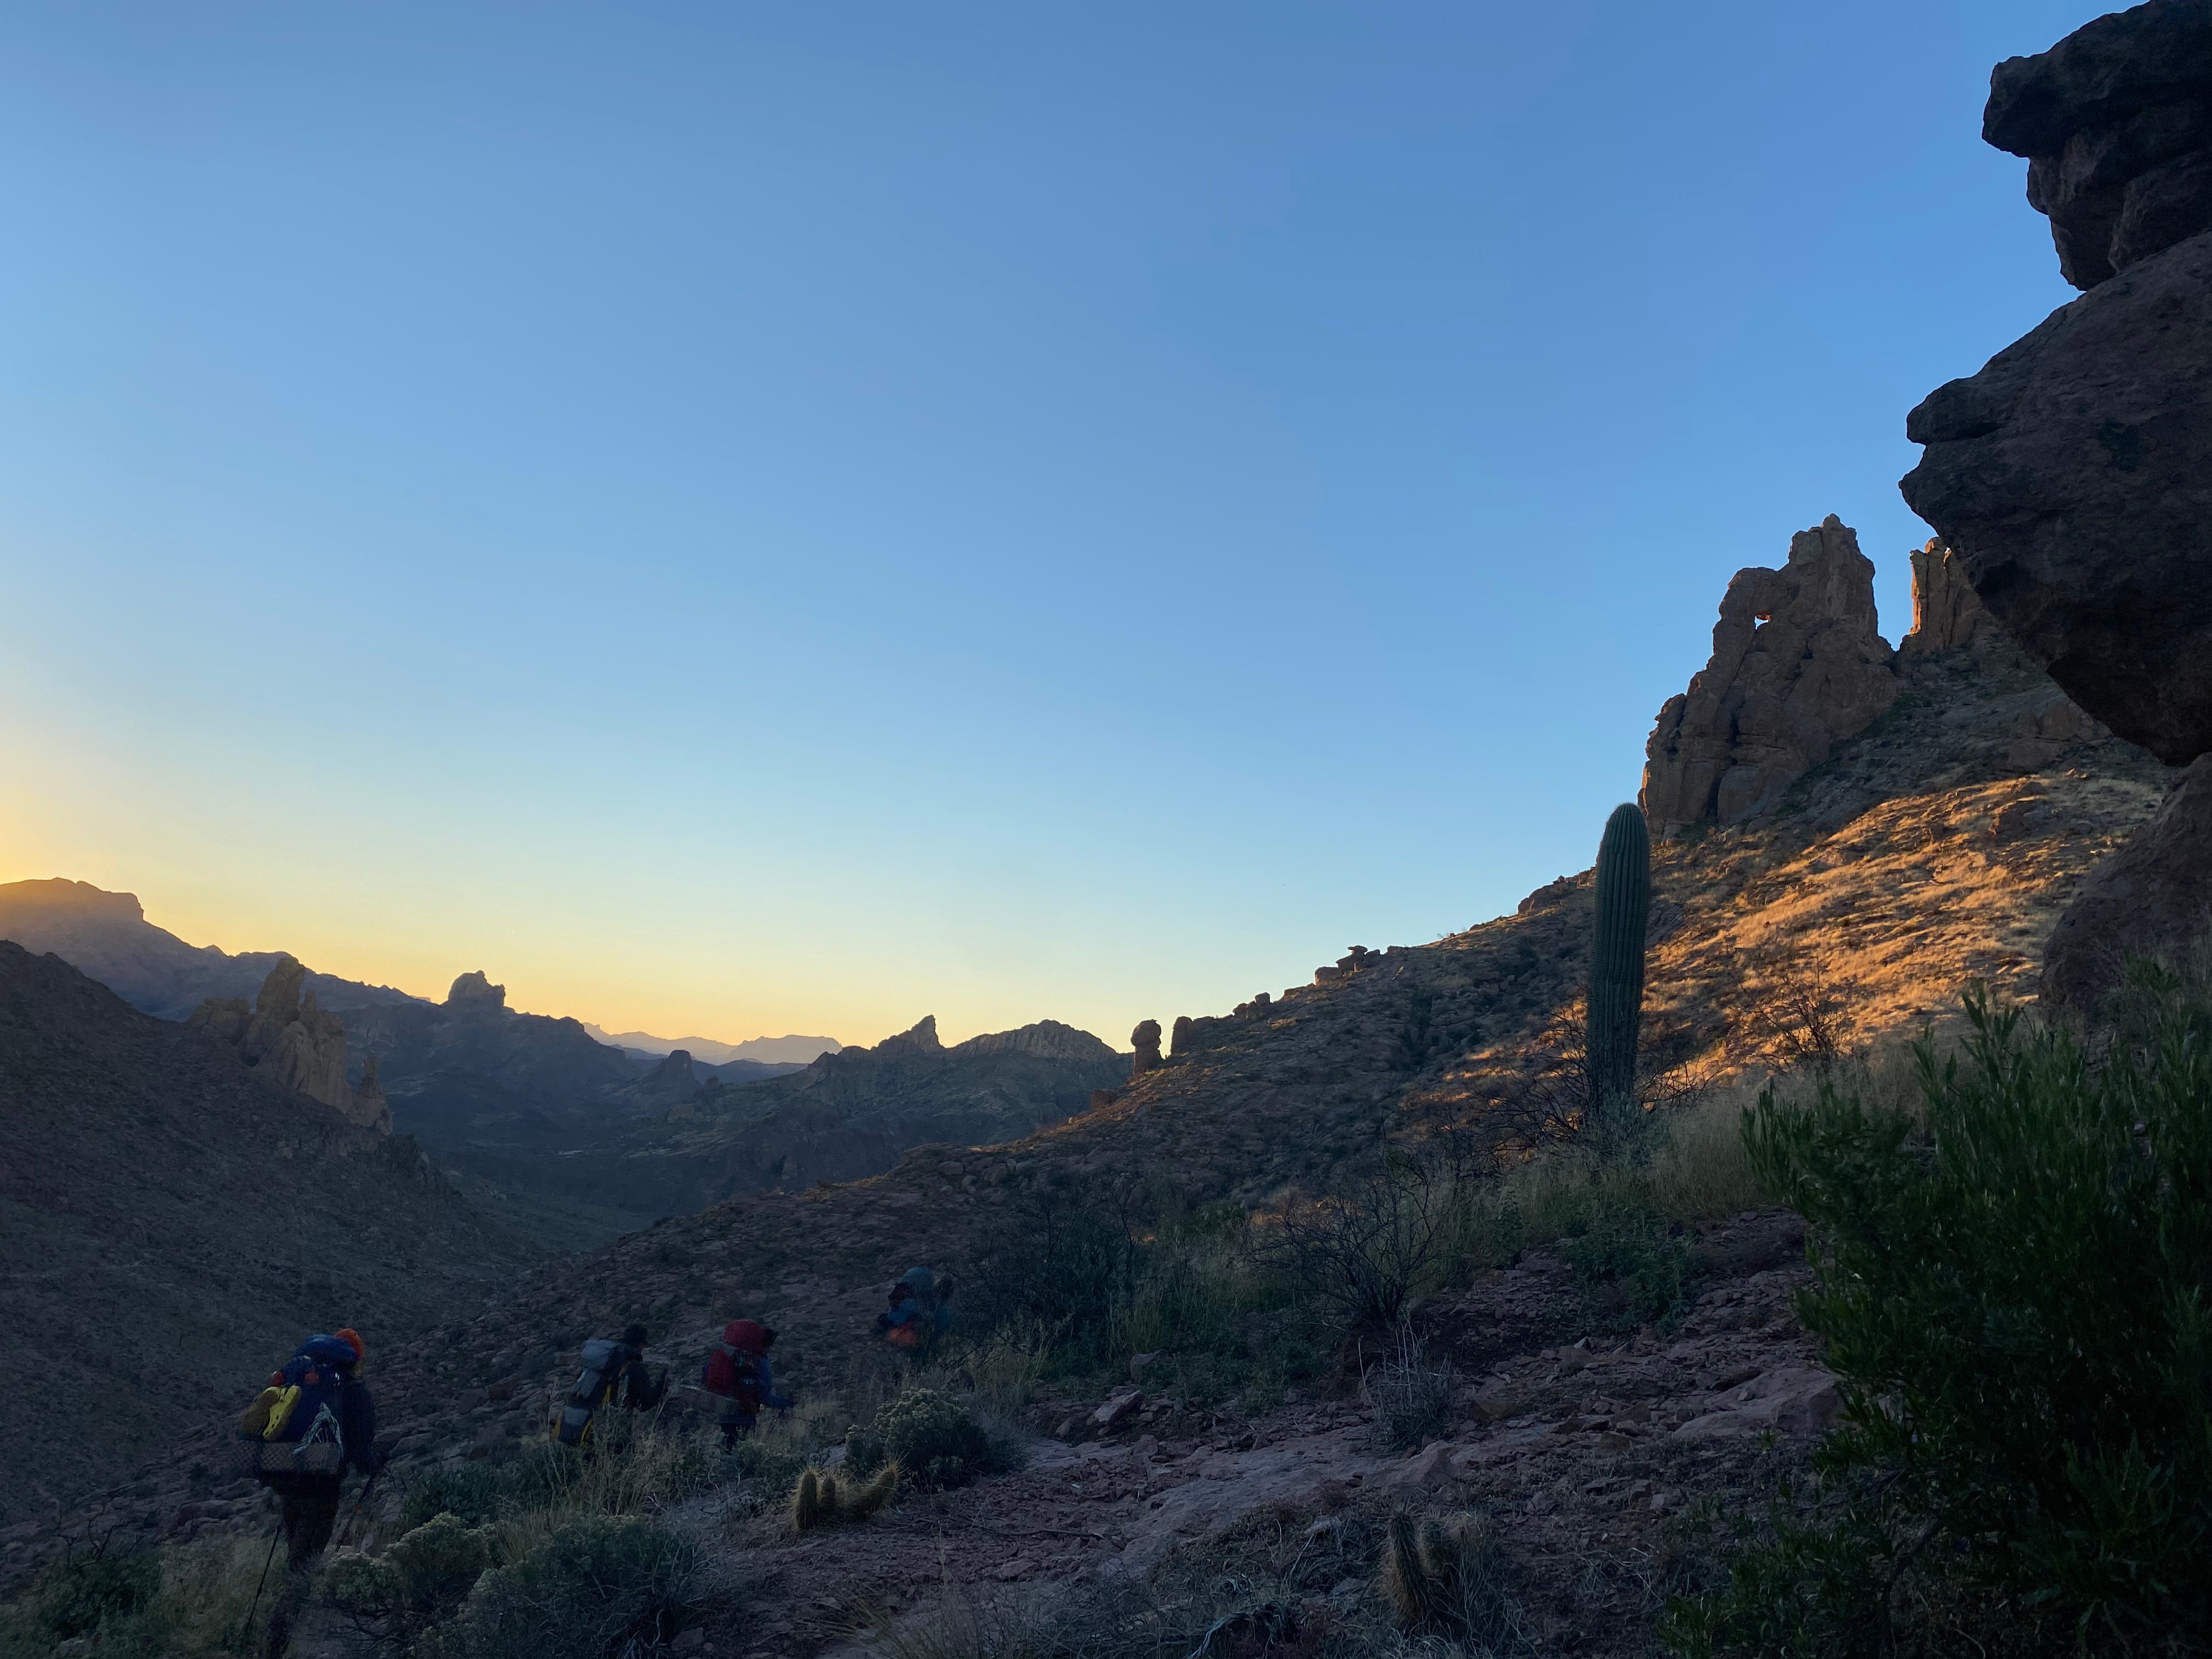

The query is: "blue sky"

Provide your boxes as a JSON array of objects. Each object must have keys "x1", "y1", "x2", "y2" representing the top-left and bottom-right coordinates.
[{"x1": 0, "y1": 2, "x2": 2092, "y2": 1045}]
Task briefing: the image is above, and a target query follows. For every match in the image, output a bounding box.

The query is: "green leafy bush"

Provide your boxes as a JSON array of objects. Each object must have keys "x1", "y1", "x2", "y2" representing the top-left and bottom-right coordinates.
[
  {"x1": 1669, "y1": 980, "x2": 2212, "y2": 1655},
  {"x1": 22, "y1": 1550, "x2": 160, "y2": 1640},
  {"x1": 1559, "y1": 1209, "x2": 1697, "y2": 1331},
  {"x1": 865, "y1": 1389, "x2": 992, "y2": 1491},
  {"x1": 402, "y1": 1463, "x2": 506, "y2": 1530},
  {"x1": 324, "y1": 1513, "x2": 497, "y2": 1645},
  {"x1": 418, "y1": 1514, "x2": 698, "y2": 1659}
]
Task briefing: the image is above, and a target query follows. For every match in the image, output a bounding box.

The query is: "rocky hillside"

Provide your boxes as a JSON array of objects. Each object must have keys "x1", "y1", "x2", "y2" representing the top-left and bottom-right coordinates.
[
  {"x1": 0, "y1": 944, "x2": 535, "y2": 1531},
  {"x1": 0, "y1": 879, "x2": 417, "y2": 1022},
  {"x1": 16, "y1": 512, "x2": 2175, "y2": 1588},
  {"x1": 128, "y1": 514, "x2": 2148, "y2": 1493}
]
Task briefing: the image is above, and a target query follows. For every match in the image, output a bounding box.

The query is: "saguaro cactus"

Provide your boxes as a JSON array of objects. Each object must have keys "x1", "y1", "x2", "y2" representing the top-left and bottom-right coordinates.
[{"x1": 1588, "y1": 801, "x2": 1651, "y2": 1130}]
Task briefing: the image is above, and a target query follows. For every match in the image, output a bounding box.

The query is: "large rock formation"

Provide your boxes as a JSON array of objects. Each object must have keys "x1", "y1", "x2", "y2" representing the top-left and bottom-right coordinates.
[
  {"x1": 190, "y1": 956, "x2": 391, "y2": 1132},
  {"x1": 1130, "y1": 1019, "x2": 1164, "y2": 1074},
  {"x1": 1641, "y1": 517, "x2": 1899, "y2": 830},
  {"x1": 1984, "y1": 0, "x2": 2212, "y2": 290},
  {"x1": 1901, "y1": 3, "x2": 2212, "y2": 1010},
  {"x1": 1900, "y1": 229, "x2": 2212, "y2": 763},
  {"x1": 445, "y1": 969, "x2": 507, "y2": 1010},
  {"x1": 2042, "y1": 753, "x2": 2212, "y2": 1009},
  {"x1": 1898, "y1": 538, "x2": 1993, "y2": 658},
  {"x1": 952, "y1": 1020, "x2": 1121, "y2": 1064}
]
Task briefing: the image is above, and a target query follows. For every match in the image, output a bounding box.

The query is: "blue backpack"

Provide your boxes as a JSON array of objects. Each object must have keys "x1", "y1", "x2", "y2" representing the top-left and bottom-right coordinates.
[{"x1": 242, "y1": 1335, "x2": 355, "y2": 1477}]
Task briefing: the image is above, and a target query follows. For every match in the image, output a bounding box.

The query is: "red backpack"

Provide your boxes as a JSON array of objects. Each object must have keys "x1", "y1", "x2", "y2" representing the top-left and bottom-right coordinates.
[{"x1": 701, "y1": 1321, "x2": 766, "y2": 1408}]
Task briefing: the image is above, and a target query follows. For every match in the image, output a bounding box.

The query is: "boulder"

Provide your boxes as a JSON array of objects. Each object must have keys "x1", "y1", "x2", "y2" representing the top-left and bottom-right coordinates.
[
  {"x1": 1900, "y1": 230, "x2": 2212, "y2": 762},
  {"x1": 2044, "y1": 753, "x2": 2212, "y2": 1013},
  {"x1": 1090, "y1": 1388, "x2": 1144, "y2": 1434},
  {"x1": 1671, "y1": 1366, "x2": 1841, "y2": 1441},
  {"x1": 1130, "y1": 1020, "x2": 1163, "y2": 1075},
  {"x1": 1984, "y1": 0, "x2": 2212, "y2": 289},
  {"x1": 1169, "y1": 1015, "x2": 1194, "y2": 1059},
  {"x1": 1641, "y1": 516, "x2": 1899, "y2": 829}
]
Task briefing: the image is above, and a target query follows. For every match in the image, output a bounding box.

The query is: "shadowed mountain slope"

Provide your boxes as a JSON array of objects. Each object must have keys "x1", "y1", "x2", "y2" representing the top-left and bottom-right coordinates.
[
  {"x1": 0, "y1": 944, "x2": 535, "y2": 1529},
  {"x1": 0, "y1": 879, "x2": 419, "y2": 1022}
]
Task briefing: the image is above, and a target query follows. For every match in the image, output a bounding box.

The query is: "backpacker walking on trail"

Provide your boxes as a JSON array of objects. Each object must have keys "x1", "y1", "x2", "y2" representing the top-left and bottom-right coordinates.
[
  {"x1": 239, "y1": 1328, "x2": 382, "y2": 1659},
  {"x1": 701, "y1": 1319, "x2": 792, "y2": 1447},
  {"x1": 873, "y1": 1266, "x2": 956, "y2": 1358},
  {"x1": 554, "y1": 1323, "x2": 668, "y2": 1447}
]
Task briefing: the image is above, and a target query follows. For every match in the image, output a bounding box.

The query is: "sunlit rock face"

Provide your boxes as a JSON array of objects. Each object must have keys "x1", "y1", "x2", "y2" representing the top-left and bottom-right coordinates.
[
  {"x1": 190, "y1": 956, "x2": 391, "y2": 1132},
  {"x1": 1640, "y1": 517, "x2": 1898, "y2": 830},
  {"x1": 1899, "y1": 538, "x2": 1993, "y2": 659}
]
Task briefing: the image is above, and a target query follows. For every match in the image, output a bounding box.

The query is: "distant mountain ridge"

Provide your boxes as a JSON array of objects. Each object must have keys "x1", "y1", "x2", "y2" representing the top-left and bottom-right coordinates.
[
  {"x1": 578, "y1": 1024, "x2": 842, "y2": 1066},
  {"x1": 585, "y1": 1012, "x2": 1132, "y2": 1210},
  {"x1": 0, "y1": 878, "x2": 421, "y2": 1020}
]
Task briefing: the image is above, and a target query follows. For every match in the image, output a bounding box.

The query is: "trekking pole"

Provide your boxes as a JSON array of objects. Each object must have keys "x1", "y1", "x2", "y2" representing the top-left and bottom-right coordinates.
[
  {"x1": 239, "y1": 1523, "x2": 281, "y2": 1649},
  {"x1": 336, "y1": 1469, "x2": 382, "y2": 1550}
]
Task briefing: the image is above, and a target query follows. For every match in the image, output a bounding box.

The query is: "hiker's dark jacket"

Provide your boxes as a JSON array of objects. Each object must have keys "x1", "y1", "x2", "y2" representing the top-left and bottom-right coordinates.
[
  {"x1": 607, "y1": 1345, "x2": 667, "y2": 1410},
  {"x1": 336, "y1": 1372, "x2": 380, "y2": 1474}
]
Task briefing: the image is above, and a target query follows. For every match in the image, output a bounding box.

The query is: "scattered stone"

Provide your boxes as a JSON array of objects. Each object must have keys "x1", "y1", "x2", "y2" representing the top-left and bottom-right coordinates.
[{"x1": 1091, "y1": 1390, "x2": 1146, "y2": 1434}]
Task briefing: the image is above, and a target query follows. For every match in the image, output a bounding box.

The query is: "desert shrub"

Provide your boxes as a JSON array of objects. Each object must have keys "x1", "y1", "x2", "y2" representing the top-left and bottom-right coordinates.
[
  {"x1": 324, "y1": 1512, "x2": 497, "y2": 1645},
  {"x1": 417, "y1": 1513, "x2": 698, "y2": 1659},
  {"x1": 403, "y1": 1462, "x2": 506, "y2": 1530},
  {"x1": 0, "y1": 1536, "x2": 285, "y2": 1659},
  {"x1": 864, "y1": 1389, "x2": 992, "y2": 1491},
  {"x1": 1365, "y1": 1323, "x2": 1457, "y2": 1453},
  {"x1": 1668, "y1": 979, "x2": 2212, "y2": 1655},
  {"x1": 1254, "y1": 1153, "x2": 1463, "y2": 1329},
  {"x1": 19, "y1": 1549, "x2": 160, "y2": 1640},
  {"x1": 1558, "y1": 1209, "x2": 1697, "y2": 1331},
  {"x1": 964, "y1": 1179, "x2": 1142, "y2": 1374}
]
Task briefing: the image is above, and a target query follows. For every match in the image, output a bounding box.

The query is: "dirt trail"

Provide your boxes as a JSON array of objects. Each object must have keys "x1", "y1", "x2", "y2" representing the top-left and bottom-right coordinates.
[{"x1": 667, "y1": 1210, "x2": 1829, "y2": 1659}]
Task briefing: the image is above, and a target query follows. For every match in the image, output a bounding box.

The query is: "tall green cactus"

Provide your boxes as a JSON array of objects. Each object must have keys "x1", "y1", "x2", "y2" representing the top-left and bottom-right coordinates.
[{"x1": 1588, "y1": 801, "x2": 1651, "y2": 1128}]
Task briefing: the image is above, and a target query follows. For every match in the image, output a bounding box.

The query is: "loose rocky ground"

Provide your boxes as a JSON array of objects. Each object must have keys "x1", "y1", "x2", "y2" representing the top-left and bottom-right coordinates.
[{"x1": 27, "y1": 1211, "x2": 1830, "y2": 1658}]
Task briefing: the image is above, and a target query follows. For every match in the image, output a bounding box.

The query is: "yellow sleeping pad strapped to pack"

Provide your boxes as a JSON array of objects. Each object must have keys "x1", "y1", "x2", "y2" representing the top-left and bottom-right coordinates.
[
  {"x1": 261, "y1": 1385, "x2": 303, "y2": 1441},
  {"x1": 239, "y1": 1386, "x2": 284, "y2": 1438}
]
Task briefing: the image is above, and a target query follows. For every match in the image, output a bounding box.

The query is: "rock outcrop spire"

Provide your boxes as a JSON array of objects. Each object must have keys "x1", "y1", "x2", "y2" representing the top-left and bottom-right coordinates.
[
  {"x1": 1899, "y1": 538, "x2": 1992, "y2": 658},
  {"x1": 1640, "y1": 517, "x2": 1898, "y2": 830},
  {"x1": 190, "y1": 956, "x2": 391, "y2": 1132}
]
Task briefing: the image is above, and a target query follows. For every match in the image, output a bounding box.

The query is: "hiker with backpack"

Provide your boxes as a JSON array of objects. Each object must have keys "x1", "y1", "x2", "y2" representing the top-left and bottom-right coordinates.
[
  {"x1": 239, "y1": 1329, "x2": 382, "y2": 1658},
  {"x1": 554, "y1": 1323, "x2": 668, "y2": 1447},
  {"x1": 702, "y1": 1319, "x2": 791, "y2": 1446},
  {"x1": 874, "y1": 1266, "x2": 956, "y2": 1358}
]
